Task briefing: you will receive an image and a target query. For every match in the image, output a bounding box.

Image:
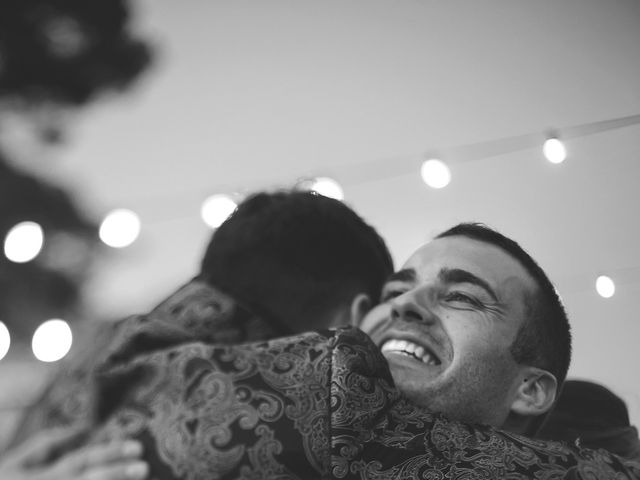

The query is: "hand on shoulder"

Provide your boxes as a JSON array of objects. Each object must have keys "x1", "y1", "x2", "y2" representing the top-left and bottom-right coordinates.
[{"x1": 0, "y1": 427, "x2": 148, "y2": 480}]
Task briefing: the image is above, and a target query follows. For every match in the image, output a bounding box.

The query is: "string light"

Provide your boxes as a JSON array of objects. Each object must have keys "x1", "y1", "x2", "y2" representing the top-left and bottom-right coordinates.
[
  {"x1": 309, "y1": 177, "x2": 344, "y2": 200},
  {"x1": 97, "y1": 114, "x2": 639, "y2": 231},
  {"x1": 0, "y1": 322, "x2": 10, "y2": 361},
  {"x1": 201, "y1": 194, "x2": 237, "y2": 228},
  {"x1": 99, "y1": 209, "x2": 141, "y2": 248},
  {"x1": 543, "y1": 137, "x2": 567, "y2": 164},
  {"x1": 421, "y1": 159, "x2": 451, "y2": 189},
  {"x1": 32, "y1": 319, "x2": 73, "y2": 362},
  {"x1": 0, "y1": 114, "x2": 637, "y2": 355},
  {"x1": 595, "y1": 275, "x2": 615, "y2": 298},
  {"x1": 3, "y1": 221, "x2": 44, "y2": 263}
]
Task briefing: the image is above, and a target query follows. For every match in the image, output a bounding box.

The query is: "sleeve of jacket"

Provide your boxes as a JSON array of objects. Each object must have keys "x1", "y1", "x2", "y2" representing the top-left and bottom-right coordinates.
[
  {"x1": 93, "y1": 329, "x2": 341, "y2": 480},
  {"x1": 9, "y1": 280, "x2": 264, "y2": 448}
]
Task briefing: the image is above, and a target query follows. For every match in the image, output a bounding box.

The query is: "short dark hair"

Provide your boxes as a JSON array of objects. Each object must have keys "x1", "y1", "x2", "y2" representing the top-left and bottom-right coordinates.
[
  {"x1": 198, "y1": 190, "x2": 394, "y2": 333},
  {"x1": 436, "y1": 223, "x2": 572, "y2": 390}
]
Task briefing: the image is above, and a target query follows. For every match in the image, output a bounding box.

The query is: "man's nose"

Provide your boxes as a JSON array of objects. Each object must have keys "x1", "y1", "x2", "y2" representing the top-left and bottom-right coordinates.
[{"x1": 390, "y1": 291, "x2": 434, "y2": 325}]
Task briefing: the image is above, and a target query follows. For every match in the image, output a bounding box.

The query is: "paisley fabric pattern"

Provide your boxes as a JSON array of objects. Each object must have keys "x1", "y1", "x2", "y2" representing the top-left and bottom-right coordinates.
[
  {"x1": 11, "y1": 280, "x2": 640, "y2": 478},
  {"x1": 95, "y1": 333, "x2": 335, "y2": 479},
  {"x1": 10, "y1": 280, "x2": 277, "y2": 446},
  {"x1": 93, "y1": 327, "x2": 640, "y2": 479}
]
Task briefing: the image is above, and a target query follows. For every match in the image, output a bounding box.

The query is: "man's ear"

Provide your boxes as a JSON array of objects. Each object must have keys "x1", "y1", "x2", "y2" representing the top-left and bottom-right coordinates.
[
  {"x1": 510, "y1": 367, "x2": 558, "y2": 417},
  {"x1": 349, "y1": 293, "x2": 372, "y2": 327}
]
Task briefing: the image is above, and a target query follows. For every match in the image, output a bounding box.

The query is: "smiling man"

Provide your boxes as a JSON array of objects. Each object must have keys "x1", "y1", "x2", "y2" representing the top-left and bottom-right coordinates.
[
  {"x1": 81, "y1": 223, "x2": 639, "y2": 479},
  {"x1": 360, "y1": 222, "x2": 570, "y2": 435}
]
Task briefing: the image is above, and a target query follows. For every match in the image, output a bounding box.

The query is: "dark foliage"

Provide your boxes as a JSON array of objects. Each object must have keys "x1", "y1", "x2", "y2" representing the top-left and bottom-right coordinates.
[
  {"x1": 0, "y1": 0, "x2": 153, "y2": 347},
  {"x1": 0, "y1": 0, "x2": 152, "y2": 106}
]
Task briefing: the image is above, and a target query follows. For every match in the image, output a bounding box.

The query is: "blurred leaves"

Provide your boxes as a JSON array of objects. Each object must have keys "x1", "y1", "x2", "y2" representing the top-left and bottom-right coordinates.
[
  {"x1": 0, "y1": 0, "x2": 153, "y2": 347},
  {"x1": 0, "y1": 0, "x2": 152, "y2": 107}
]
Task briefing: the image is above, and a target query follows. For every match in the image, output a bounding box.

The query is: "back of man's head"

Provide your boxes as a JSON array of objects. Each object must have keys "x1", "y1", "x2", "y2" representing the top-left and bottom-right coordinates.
[
  {"x1": 436, "y1": 223, "x2": 572, "y2": 398},
  {"x1": 198, "y1": 190, "x2": 394, "y2": 333},
  {"x1": 537, "y1": 380, "x2": 640, "y2": 461}
]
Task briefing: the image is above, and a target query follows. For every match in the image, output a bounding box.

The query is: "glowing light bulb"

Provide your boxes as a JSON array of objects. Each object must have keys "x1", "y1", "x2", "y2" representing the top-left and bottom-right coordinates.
[
  {"x1": 201, "y1": 195, "x2": 237, "y2": 228},
  {"x1": 4, "y1": 221, "x2": 44, "y2": 263},
  {"x1": 0, "y1": 322, "x2": 10, "y2": 361},
  {"x1": 421, "y1": 159, "x2": 451, "y2": 189},
  {"x1": 99, "y1": 209, "x2": 141, "y2": 248},
  {"x1": 32, "y1": 319, "x2": 73, "y2": 362},
  {"x1": 543, "y1": 138, "x2": 567, "y2": 164},
  {"x1": 595, "y1": 275, "x2": 615, "y2": 298},
  {"x1": 310, "y1": 177, "x2": 344, "y2": 200}
]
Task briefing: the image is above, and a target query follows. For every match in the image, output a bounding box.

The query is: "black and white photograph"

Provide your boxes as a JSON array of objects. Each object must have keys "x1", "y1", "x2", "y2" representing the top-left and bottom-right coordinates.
[{"x1": 1, "y1": 1, "x2": 639, "y2": 478}]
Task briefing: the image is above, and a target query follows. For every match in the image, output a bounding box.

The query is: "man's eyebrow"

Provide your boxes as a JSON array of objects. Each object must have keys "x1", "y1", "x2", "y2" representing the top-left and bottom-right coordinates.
[
  {"x1": 384, "y1": 268, "x2": 417, "y2": 284},
  {"x1": 438, "y1": 268, "x2": 498, "y2": 302}
]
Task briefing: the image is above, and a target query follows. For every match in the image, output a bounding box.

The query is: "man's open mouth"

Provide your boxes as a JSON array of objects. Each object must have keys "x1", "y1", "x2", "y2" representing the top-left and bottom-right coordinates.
[{"x1": 380, "y1": 339, "x2": 441, "y2": 366}]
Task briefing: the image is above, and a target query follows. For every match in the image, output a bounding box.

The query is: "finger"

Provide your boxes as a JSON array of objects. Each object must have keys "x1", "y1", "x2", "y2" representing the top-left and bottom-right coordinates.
[
  {"x1": 5, "y1": 427, "x2": 88, "y2": 467},
  {"x1": 54, "y1": 440, "x2": 144, "y2": 473},
  {"x1": 80, "y1": 461, "x2": 149, "y2": 480}
]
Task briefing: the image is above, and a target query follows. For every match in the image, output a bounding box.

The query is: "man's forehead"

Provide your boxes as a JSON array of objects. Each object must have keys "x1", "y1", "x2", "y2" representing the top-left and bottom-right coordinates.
[{"x1": 401, "y1": 236, "x2": 534, "y2": 289}]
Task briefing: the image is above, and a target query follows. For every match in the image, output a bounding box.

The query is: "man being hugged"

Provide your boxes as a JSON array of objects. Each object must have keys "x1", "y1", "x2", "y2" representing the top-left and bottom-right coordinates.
[
  {"x1": 91, "y1": 221, "x2": 639, "y2": 478},
  {"x1": 361, "y1": 222, "x2": 569, "y2": 436}
]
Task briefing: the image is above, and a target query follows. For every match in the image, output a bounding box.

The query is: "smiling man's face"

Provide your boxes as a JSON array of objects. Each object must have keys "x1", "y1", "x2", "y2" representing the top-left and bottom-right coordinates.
[{"x1": 360, "y1": 235, "x2": 538, "y2": 427}]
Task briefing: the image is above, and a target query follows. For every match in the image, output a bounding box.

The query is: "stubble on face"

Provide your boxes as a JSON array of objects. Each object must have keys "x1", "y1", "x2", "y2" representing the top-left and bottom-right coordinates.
[
  {"x1": 361, "y1": 236, "x2": 537, "y2": 427},
  {"x1": 393, "y1": 343, "x2": 521, "y2": 426}
]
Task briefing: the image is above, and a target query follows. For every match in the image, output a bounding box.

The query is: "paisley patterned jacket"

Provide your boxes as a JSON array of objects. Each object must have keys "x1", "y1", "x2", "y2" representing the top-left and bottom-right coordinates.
[
  {"x1": 93, "y1": 328, "x2": 640, "y2": 479},
  {"x1": 11, "y1": 279, "x2": 281, "y2": 446},
  {"x1": 12, "y1": 280, "x2": 640, "y2": 479}
]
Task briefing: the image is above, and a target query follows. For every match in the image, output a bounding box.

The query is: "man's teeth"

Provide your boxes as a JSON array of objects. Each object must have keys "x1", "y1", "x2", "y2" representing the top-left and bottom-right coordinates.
[{"x1": 380, "y1": 339, "x2": 439, "y2": 365}]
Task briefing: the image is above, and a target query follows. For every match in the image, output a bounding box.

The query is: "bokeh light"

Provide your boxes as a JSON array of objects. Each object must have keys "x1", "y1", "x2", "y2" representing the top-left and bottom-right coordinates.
[
  {"x1": 421, "y1": 159, "x2": 451, "y2": 189},
  {"x1": 4, "y1": 221, "x2": 44, "y2": 263},
  {"x1": 0, "y1": 322, "x2": 10, "y2": 361},
  {"x1": 201, "y1": 194, "x2": 237, "y2": 228},
  {"x1": 309, "y1": 177, "x2": 344, "y2": 200},
  {"x1": 543, "y1": 138, "x2": 567, "y2": 164},
  {"x1": 99, "y1": 209, "x2": 141, "y2": 248},
  {"x1": 32, "y1": 319, "x2": 73, "y2": 362},
  {"x1": 595, "y1": 275, "x2": 615, "y2": 298}
]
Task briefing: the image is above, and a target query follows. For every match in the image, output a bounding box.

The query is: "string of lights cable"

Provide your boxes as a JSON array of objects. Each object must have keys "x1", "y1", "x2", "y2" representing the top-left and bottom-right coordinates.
[{"x1": 2, "y1": 112, "x2": 639, "y2": 362}]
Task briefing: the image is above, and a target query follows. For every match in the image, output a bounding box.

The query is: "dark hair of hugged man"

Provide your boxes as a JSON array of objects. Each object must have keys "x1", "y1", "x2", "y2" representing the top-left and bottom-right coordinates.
[
  {"x1": 9, "y1": 189, "x2": 393, "y2": 449},
  {"x1": 198, "y1": 190, "x2": 394, "y2": 334},
  {"x1": 437, "y1": 222, "x2": 572, "y2": 432}
]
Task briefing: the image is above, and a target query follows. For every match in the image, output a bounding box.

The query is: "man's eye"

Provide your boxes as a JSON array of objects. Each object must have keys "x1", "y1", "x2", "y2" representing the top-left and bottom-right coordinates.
[
  {"x1": 445, "y1": 292, "x2": 480, "y2": 306},
  {"x1": 380, "y1": 289, "x2": 405, "y2": 302}
]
